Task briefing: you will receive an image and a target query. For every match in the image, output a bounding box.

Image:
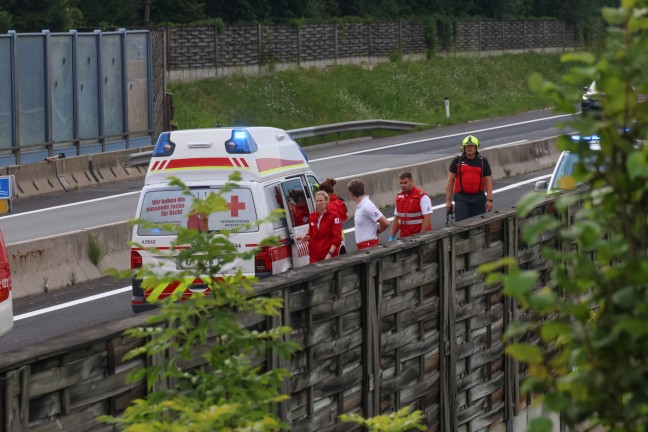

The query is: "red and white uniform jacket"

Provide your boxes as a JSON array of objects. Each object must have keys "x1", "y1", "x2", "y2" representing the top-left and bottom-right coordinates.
[
  {"x1": 307, "y1": 210, "x2": 342, "y2": 263},
  {"x1": 395, "y1": 186, "x2": 432, "y2": 237}
]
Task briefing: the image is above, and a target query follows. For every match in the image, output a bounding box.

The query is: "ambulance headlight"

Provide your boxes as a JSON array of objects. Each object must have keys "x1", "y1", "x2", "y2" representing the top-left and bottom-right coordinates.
[
  {"x1": 225, "y1": 129, "x2": 258, "y2": 154},
  {"x1": 152, "y1": 132, "x2": 176, "y2": 157}
]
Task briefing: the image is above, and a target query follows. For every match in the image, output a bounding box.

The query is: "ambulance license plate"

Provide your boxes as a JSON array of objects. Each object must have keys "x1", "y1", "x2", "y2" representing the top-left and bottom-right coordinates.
[{"x1": 177, "y1": 256, "x2": 214, "y2": 269}]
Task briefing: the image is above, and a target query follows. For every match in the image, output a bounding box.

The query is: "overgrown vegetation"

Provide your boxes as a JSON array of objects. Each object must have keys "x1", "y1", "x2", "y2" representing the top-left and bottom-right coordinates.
[
  {"x1": 101, "y1": 174, "x2": 299, "y2": 430},
  {"x1": 481, "y1": 1, "x2": 648, "y2": 431},
  {"x1": 88, "y1": 232, "x2": 104, "y2": 266},
  {"x1": 0, "y1": 0, "x2": 615, "y2": 32},
  {"x1": 169, "y1": 53, "x2": 578, "y2": 140}
]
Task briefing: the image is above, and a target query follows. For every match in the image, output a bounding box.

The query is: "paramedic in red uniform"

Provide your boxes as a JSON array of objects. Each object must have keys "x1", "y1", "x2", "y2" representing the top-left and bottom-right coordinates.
[
  {"x1": 389, "y1": 172, "x2": 432, "y2": 240},
  {"x1": 291, "y1": 190, "x2": 310, "y2": 226},
  {"x1": 304, "y1": 191, "x2": 342, "y2": 263},
  {"x1": 317, "y1": 177, "x2": 349, "y2": 254},
  {"x1": 445, "y1": 135, "x2": 493, "y2": 222}
]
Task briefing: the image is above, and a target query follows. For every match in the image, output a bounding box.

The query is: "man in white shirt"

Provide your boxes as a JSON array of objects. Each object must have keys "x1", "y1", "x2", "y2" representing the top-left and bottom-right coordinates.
[{"x1": 347, "y1": 179, "x2": 390, "y2": 250}]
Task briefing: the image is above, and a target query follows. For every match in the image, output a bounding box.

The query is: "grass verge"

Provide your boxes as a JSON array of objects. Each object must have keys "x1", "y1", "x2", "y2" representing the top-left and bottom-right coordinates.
[{"x1": 169, "y1": 52, "x2": 579, "y2": 144}]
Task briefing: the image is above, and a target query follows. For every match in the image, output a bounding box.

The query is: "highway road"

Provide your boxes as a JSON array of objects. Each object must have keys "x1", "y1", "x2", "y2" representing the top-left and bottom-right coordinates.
[{"x1": 0, "y1": 109, "x2": 570, "y2": 353}]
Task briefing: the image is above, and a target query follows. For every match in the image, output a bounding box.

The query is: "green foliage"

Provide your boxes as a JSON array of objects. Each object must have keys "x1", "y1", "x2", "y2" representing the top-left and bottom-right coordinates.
[
  {"x1": 340, "y1": 407, "x2": 427, "y2": 432},
  {"x1": 101, "y1": 174, "x2": 299, "y2": 430},
  {"x1": 88, "y1": 232, "x2": 104, "y2": 266},
  {"x1": 168, "y1": 53, "x2": 576, "y2": 137},
  {"x1": 482, "y1": 2, "x2": 648, "y2": 430},
  {"x1": 0, "y1": 9, "x2": 12, "y2": 33}
]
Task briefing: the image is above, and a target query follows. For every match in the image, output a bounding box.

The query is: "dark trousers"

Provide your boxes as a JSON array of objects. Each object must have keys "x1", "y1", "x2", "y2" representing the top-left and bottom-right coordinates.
[{"x1": 454, "y1": 192, "x2": 486, "y2": 222}]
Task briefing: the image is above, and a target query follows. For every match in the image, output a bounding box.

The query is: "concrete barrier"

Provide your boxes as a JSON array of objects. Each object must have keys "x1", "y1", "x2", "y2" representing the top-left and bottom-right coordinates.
[
  {"x1": 337, "y1": 137, "x2": 560, "y2": 215},
  {"x1": 6, "y1": 138, "x2": 561, "y2": 299},
  {"x1": 8, "y1": 222, "x2": 131, "y2": 298},
  {"x1": 7, "y1": 159, "x2": 66, "y2": 198},
  {"x1": 6, "y1": 148, "x2": 150, "y2": 199}
]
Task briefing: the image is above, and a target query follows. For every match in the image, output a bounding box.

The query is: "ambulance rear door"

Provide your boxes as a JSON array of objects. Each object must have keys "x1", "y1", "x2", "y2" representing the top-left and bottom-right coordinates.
[{"x1": 278, "y1": 175, "x2": 316, "y2": 268}]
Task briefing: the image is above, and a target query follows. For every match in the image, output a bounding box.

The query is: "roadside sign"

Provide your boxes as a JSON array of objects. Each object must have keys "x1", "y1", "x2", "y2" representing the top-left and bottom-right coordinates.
[
  {"x1": 0, "y1": 177, "x2": 11, "y2": 199},
  {"x1": 0, "y1": 176, "x2": 15, "y2": 214}
]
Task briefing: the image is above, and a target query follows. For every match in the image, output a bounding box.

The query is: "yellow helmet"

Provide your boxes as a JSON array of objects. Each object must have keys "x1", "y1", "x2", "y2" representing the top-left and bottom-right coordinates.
[{"x1": 462, "y1": 135, "x2": 479, "y2": 148}]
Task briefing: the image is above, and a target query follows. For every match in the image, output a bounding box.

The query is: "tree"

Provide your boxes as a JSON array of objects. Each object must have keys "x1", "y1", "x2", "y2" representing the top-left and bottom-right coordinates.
[
  {"x1": 482, "y1": 1, "x2": 648, "y2": 430},
  {"x1": 101, "y1": 175, "x2": 299, "y2": 430},
  {"x1": 4, "y1": 0, "x2": 71, "y2": 32}
]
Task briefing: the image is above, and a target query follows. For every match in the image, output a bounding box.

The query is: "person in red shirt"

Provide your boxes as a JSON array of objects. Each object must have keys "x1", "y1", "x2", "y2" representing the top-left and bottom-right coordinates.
[
  {"x1": 389, "y1": 172, "x2": 432, "y2": 240},
  {"x1": 304, "y1": 191, "x2": 342, "y2": 263},
  {"x1": 317, "y1": 177, "x2": 349, "y2": 254},
  {"x1": 290, "y1": 190, "x2": 310, "y2": 227}
]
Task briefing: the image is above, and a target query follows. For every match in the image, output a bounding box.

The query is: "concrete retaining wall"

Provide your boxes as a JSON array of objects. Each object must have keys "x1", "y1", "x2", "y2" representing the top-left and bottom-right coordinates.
[
  {"x1": 337, "y1": 137, "x2": 560, "y2": 215},
  {"x1": 8, "y1": 222, "x2": 131, "y2": 298},
  {"x1": 6, "y1": 148, "x2": 149, "y2": 199},
  {"x1": 6, "y1": 138, "x2": 560, "y2": 299}
]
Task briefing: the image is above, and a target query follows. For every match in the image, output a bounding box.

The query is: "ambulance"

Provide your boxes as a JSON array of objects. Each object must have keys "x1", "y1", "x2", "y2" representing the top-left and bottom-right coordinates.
[
  {"x1": 130, "y1": 127, "x2": 318, "y2": 312},
  {"x1": 0, "y1": 228, "x2": 13, "y2": 338}
]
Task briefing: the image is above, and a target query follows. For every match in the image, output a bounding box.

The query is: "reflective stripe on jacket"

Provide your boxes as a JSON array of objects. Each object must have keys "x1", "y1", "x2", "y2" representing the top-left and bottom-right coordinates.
[{"x1": 395, "y1": 186, "x2": 430, "y2": 238}]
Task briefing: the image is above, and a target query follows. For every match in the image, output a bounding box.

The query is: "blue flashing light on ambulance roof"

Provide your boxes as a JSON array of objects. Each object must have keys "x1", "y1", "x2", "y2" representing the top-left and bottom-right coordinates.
[
  {"x1": 224, "y1": 129, "x2": 259, "y2": 154},
  {"x1": 152, "y1": 132, "x2": 175, "y2": 157}
]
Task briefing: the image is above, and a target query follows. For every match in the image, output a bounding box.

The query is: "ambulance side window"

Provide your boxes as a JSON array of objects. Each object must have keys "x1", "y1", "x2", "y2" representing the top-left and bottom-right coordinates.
[
  {"x1": 306, "y1": 175, "x2": 319, "y2": 195},
  {"x1": 280, "y1": 178, "x2": 310, "y2": 227},
  {"x1": 264, "y1": 184, "x2": 288, "y2": 230}
]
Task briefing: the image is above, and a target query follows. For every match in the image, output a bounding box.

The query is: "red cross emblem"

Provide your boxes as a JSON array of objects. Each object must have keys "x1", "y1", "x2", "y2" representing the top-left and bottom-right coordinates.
[{"x1": 228, "y1": 195, "x2": 246, "y2": 217}]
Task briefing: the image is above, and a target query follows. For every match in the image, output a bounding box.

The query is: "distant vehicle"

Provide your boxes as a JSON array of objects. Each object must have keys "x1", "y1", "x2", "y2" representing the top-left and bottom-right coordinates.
[
  {"x1": 131, "y1": 127, "x2": 319, "y2": 313},
  {"x1": 581, "y1": 81, "x2": 602, "y2": 113},
  {"x1": 0, "y1": 228, "x2": 13, "y2": 338},
  {"x1": 535, "y1": 135, "x2": 600, "y2": 193}
]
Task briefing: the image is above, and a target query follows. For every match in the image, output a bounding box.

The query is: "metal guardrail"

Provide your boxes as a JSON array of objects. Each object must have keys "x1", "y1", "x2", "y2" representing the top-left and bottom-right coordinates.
[{"x1": 125, "y1": 119, "x2": 425, "y2": 167}]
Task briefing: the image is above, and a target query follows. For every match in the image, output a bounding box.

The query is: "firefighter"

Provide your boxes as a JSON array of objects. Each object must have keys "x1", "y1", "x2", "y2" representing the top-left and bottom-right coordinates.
[{"x1": 445, "y1": 135, "x2": 493, "y2": 222}]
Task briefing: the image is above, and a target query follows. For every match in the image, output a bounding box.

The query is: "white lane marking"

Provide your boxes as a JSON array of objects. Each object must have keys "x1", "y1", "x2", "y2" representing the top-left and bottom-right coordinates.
[
  {"x1": 310, "y1": 113, "x2": 571, "y2": 162},
  {"x1": 0, "y1": 191, "x2": 140, "y2": 220},
  {"x1": 14, "y1": 286, "x2": 132, "y2": 321},
  {"x1": 14, "y1": 174, "x2": 551, "y2": 320}
]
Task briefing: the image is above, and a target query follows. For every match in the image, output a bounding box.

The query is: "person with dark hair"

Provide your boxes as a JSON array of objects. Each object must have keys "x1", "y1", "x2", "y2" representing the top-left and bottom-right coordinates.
[
  {"x1": 303, "y1": 191, "x2": 342, "y2": 263},
  {"x1": 347, "y1": 178, "x2": 390, "y2": 250},
  {"x1": 318, "y1": 177, "x2": 348, "y2": 254},
  {"x1": 290, "y1": 190, "x2": 310, "y2": 226},
  {"x1": 389, "y1": 172, "x2": 432, "y2": 240},
  {"x1": 445, "y1": 135, "x2": 493, "y2": 222}
]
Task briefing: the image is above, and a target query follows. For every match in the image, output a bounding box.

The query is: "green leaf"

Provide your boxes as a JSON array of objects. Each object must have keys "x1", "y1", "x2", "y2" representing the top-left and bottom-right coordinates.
[
  {"x1": 529, "y1": 287, "x2": 557, "y2": 312},
  {"x1": 614, "y1": 317, "x2": 648, "y2": 339},
  {"x1": 529, "y1": 416, "x2": 554, "y2": 432},
  {"x1": 505, "y1": 343, "x2": 543, "y2": 364},
  {"x1": 602, "y1": 7, "x2": 628, "y2": 24},
  {"x1": 627, "y1": 151, "x2": 648, "y2": 180},
  {"x1": 539, "y1": 321, "x2": 570, "y2": 343},
  {"x1": 560, "y1": 52, "x2": 596, "y2": 65},
  {"x1": 503, "y1": 270, "x2": 538, "y2": 301},
  {"x1": 521, "y1": 215, "x2": 561, "y2": 245},
  {"x1": 544, "y1": 392, "x2": 569, "y2": 412},
  {"x1": 516, "y1": 191, "x2": 546, "y2": 218}
]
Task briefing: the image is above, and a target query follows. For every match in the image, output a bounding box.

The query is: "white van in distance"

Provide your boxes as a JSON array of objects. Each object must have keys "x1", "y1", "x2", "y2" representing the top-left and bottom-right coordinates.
[{"x1": 131, "y1": 127, "x2": 319, "y2": 312}]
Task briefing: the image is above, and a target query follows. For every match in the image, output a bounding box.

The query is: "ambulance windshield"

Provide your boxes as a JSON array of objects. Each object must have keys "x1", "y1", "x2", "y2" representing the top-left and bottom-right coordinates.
[{"x1": 137, "y1": 187, "x2": 258, "y2": 235}]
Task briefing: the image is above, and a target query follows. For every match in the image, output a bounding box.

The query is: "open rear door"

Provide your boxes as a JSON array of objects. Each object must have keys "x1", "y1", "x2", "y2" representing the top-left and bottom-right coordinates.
[{"x1": 279, "y1": 176, "x2": 315, "y2": 269}]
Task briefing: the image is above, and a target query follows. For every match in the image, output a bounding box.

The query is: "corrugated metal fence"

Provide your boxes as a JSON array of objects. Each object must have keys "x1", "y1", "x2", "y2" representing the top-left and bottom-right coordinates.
[{"x1": 0, "y1": 29, "x2": 159, "y2": 167}]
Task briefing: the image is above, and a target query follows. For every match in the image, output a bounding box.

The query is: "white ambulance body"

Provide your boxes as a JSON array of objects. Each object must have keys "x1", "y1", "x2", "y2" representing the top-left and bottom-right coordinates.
[{"x1": 131, "y1": 127, "x2": 318, "y2": 312}]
